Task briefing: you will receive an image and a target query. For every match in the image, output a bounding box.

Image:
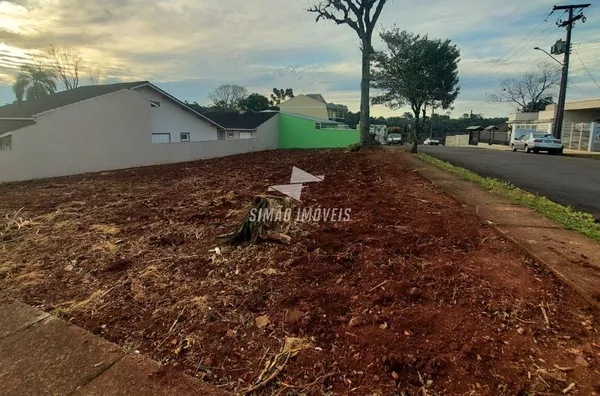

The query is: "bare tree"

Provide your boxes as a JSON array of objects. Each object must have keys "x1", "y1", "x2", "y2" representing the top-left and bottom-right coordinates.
[
  {"x1": 307, "y1": 0, "x2": 388, "y2": 145},
  {"x1": 87, "y1": 67, "x2": 101, "y2": 86},
  {"x1": 490, "y1": 62, "x2": 561, "y2": 112},
  {"x1": 208, "y1": 84, "x2": 248, "y2": 111},
  {"x1": 35, "y1": 45, "x2": 83, "y2": 90}
]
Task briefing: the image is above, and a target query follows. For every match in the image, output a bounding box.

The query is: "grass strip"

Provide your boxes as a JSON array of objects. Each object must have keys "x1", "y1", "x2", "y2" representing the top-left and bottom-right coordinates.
[{"x1": 417, "y1": 153, "x2": 600, "y2": 243}]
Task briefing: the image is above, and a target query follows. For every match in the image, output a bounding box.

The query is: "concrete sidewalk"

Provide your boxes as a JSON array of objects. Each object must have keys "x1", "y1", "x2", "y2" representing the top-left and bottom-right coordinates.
[
  {"x1": 0, "y1": 293, "x2": 228, "y2": 396},
  {"x1": 406, "y1": 153, "x2": 600, "y2": 308}
]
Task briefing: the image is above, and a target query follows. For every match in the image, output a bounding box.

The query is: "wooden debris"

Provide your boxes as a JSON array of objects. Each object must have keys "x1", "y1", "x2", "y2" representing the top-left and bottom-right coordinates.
[
  {"x1": 255, "y1": 315, "x2": 270, "y2": 328},
  {"x1": 220, "y1": 195, "x2": 293, "y2": 245},
  {"x1": 243, "y1": 337, "x2": 311, "y2": 394},
  {"x1": 562, "y1": 383, "x2": 576, "y2": 394}
]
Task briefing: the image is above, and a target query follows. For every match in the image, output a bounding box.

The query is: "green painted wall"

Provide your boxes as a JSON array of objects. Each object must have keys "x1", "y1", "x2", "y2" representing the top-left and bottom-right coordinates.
[{"x1": 278, "y1": 113, "x2": 360, "y2": 149}]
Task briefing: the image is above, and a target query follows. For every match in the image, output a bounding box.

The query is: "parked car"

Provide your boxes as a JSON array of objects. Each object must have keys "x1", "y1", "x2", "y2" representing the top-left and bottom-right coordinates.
[
  {"x1": 511, "y1": 133, "x2": 563, "y2": 154},
  {"x1": 387, "y1": 133, "x2": 403, "y2": 145},
  {"x1": 423, "y1": 138, "x2": 441, "y2": 146}
]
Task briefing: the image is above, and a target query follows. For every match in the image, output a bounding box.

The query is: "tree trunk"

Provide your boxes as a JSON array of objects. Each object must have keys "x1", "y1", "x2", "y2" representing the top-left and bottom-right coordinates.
[
  {"x1": 359, "y1": 42, "x2": 371, "y2": 145},
  {"x1": 411, "y1": 109, "x2": 420, "y2": 154}
]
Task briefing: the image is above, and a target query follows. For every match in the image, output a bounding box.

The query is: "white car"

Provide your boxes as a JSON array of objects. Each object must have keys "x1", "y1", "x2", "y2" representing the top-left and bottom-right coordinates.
[
  {"x1": 386, "y1": 133, "x2": 402, "y2": 145},
  {"x1": 423, "y1": 138, "x2": 440, "y2": 146},
  {"x1": 512, "y1": 133, "x2": 563, "y2": 155}
]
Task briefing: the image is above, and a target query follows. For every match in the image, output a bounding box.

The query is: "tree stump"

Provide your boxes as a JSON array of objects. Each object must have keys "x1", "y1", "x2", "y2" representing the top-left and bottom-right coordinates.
[{"x1": 220, "y1": 195, "x2": 293, "y2": 244}]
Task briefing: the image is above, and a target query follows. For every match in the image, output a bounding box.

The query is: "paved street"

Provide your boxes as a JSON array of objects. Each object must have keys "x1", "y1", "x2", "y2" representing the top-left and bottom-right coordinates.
[{"x1": 420, "y1": 146, "x2": 600, "y2": 218}]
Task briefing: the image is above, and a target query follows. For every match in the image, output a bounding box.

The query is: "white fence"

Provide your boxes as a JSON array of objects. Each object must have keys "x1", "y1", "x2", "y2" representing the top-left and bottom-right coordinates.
[
  {"x1": 562, "y1": 122, "x2": 591, "y2": 151},
  {"x1": 445, "y1": 134, "x2": 470, "y2": 147}
]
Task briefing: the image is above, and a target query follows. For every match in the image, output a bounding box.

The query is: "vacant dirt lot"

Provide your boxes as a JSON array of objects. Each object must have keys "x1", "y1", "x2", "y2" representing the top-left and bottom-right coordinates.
[{"x1": 1, "y1": 149, "x2": 599, "y2": 395}]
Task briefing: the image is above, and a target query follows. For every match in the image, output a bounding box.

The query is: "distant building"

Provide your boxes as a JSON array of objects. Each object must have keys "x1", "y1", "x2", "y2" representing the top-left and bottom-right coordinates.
[
  {"x1": 508, "y1": 99, "x2": 600, "y2": 152},
  {"x1": 508, "y1": 98, "x2": 600, "y2": 124},
  {"x1": 279, "y1": 94, "x2": 348, "y2": 122}
]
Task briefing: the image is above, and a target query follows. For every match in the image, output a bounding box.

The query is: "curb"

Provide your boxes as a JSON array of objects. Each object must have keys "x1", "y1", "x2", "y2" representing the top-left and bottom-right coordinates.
[{"x1": 409, "y1": 154, "x2": 600, "y2": 310}]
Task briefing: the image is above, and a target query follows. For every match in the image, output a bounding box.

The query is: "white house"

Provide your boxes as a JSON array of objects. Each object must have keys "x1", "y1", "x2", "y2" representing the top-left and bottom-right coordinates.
[{"x1": 0, "y1": 82, "x2": 279, "y2": 182}]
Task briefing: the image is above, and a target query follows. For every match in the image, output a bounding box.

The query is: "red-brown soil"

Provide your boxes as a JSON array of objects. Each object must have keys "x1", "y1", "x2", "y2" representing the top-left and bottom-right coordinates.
[{"x1": 1, "y1": 149, "x2": 599, "y2": 395}]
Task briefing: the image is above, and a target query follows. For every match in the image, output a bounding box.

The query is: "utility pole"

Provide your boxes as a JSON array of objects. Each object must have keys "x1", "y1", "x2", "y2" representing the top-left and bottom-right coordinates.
[{"x1": 552, "y1": 3, "x2": 590, "y2": 140}]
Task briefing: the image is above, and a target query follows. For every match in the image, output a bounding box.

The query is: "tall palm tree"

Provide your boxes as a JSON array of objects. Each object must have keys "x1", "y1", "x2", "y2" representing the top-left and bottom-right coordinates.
[{"x1": 12, "y1": 64, "x2": 57, "y2": 104}]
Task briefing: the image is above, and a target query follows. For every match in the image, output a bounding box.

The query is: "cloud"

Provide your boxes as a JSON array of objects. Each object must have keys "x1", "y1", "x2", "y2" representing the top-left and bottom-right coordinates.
[{"x1": 0, "y1": 0, "x2": 597, "y2": 117}]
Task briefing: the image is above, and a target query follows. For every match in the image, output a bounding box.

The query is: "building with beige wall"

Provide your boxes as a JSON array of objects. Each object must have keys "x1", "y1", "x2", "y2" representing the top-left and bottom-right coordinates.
[
  {"x1": 508, "y1": 98, "x2": 600, "y2": 152},
  {"x1": 509, "y1": 98, "x2": 600, "y2": 124},
  {"x1": 0, "y1": 82, "x2": 279, "y2": 183},
  {"x1": 279, "y1": 94, "x2": 348, "y2": 122}
]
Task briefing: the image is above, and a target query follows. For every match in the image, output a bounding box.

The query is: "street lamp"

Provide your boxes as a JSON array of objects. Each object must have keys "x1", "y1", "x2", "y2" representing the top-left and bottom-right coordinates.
[
  {"x1": 533, "y1": 46, "x2": 565, "y2": 139},
  {"x1": 533, "y1": 47, "x2": 563, "y2": 66}
]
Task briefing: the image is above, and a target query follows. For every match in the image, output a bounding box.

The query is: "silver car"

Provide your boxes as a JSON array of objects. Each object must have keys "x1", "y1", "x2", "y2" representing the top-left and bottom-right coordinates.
[
  {"x1": 386, "y1": 133, "x2": 402, "y2": 145},
  {"x1": 512, "y1": 133, "x2": 564, "y2": 155}
]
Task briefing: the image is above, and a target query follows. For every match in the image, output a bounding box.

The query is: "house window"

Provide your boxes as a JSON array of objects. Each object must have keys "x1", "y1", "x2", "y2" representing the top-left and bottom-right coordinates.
[
  {"x1": 150, "y1": 100, "x2": 161, "y2": 107},
  {"x1": 180, "y1": 132, "x2": 190, "y2": 142},
  {"x1": 0, "y1": 134, "x2": 11, "y2": 151},
  {"x1": 217, "y1": 130, "x2": 226, "y2": 140},
  {"x1": 240, "y1": 132, "x2": 252, "y2": 139},
  {"x1": 151, "y1": 133, "x2": 171, "y2": 144},
  {"x1": 227, "y1": 131, "x2": 235, "y2": 139}
]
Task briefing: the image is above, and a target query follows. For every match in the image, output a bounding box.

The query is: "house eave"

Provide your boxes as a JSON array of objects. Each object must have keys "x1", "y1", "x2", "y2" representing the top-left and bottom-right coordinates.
[{"x1": 131, "y1": 83, "x2": 226, "y2": 130}]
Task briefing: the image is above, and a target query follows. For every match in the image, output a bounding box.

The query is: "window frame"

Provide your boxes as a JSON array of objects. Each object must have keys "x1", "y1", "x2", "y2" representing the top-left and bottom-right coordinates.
[
  {"x1": 227, "y1": 131, "x2": 235, "y2": 139},
  {"x1": 151, "y1": 133, "x2": 171, "y2": 144},
  {"x1": 180, "y1": 132, "x2": 191, "y2": 142},
  {"x1": 0, "y1": 133, "x2": 12, "y2": 151}
]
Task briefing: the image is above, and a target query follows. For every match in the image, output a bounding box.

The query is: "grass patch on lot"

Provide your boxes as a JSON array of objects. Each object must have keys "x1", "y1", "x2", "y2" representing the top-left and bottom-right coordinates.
[{"x1": 417, "y1": 153, "x2": 600, "y2": 243}]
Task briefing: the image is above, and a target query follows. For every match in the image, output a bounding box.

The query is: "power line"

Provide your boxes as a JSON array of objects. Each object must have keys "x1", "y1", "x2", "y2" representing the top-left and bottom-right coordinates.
[
  {"x1": 574, "y1": 38, "x2": 600, "y2": 44},
  {"x1": 462, "y1": 16, "x2": 566, "y2": 91},
  {"x1": 462, "y1": 10, "x2": 557, "y2": 90},
  {"x1": 570, "y1": 62, "x2": 600, "y2": 72}
]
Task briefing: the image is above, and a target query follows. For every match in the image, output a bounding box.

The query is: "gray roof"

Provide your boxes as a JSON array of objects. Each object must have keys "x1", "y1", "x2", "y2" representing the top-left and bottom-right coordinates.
[
  {"x1": 326, "y1": 103, "x2": 348, "y2": 111},
  {"x1": 466, "y1": 126, "x2": 484, "y2": 131},
  {"x1": 0, "y1": 119, "x2": 35, "y2": 135},
  {"x1": 0, "y1": 81, "x2": 147, "y2": 118},
  {"x1": 306, "y1": 94, "x2": 327, "y2": 103},
  {"x1": 204, "y1": 112, "x2": 277, "y2": 129}
]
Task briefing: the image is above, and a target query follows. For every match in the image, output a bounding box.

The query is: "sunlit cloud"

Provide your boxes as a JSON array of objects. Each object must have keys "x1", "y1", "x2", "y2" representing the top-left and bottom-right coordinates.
[{"x1": 0, "y1": 0, "x2": 597, "y2": 116}]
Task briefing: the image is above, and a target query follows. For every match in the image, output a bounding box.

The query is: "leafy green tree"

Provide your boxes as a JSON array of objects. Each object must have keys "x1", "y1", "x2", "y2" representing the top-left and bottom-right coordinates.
[
  {"x1": 13, "y1": 64, "x2": 57, "y2": 104},
  {"x1": 344, "y1": 111, "x2": 361, "y2": 129},
  {"x1": 184, "y1": 100, "x2": 208, "y2": 114},
  {"x1": 241, "y1": 93, "x2": 271, "y2": 112},
  {"x1": 270, "y1": 88, "x2": 294, "y2": 106},
  {"x1": 524, "y1": 97, "x2": 553, "y2": 112},
  {"x1": 372, "y1": 28, "x2": 460, "y2": 153},
  {"x1": 308, "y1": 0, "x2": 389, "y2": 145}
]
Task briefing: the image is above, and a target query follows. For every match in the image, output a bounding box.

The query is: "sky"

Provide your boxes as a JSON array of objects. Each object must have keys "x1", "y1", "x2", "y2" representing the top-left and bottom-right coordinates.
[{"x1": 0, "y1": 0, "x2": 598, "y2": 118}]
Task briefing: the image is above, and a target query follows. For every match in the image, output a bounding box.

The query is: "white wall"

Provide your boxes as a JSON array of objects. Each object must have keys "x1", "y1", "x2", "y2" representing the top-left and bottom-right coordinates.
[
  {"x1": 445, "y1": 134, "x2": 469, "y2": 146},
  {"x1": 0, "y1": 90, "x2": 151, "y2": 182},
  {"x1": 0, "y1": 92, "x2": 279, "y2": 183},
  {"x1": 133, "y1": 86, "x2": 218, "y2": 142}
]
